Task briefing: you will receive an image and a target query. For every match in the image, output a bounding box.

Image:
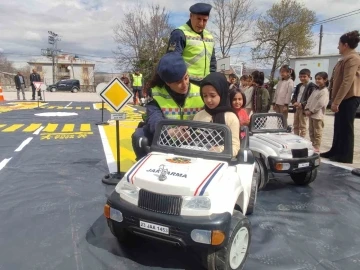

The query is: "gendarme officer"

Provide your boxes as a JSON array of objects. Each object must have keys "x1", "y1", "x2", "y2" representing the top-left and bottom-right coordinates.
[{"x1": 167, "y1": 3, "x2": 216, "y2": 86}]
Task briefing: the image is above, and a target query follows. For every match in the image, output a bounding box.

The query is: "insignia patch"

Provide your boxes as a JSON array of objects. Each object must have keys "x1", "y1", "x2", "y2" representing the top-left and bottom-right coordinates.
[
  {"x1": 168, "y1": 42, "x2": 176, "y2": 51},
  {"x1": 166, "y1": 157, "x2": 191, "y2": 164}
]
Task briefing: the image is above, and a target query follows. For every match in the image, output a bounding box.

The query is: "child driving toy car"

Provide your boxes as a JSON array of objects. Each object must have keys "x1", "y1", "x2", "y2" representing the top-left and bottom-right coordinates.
[{"x1": 193, "y1": 72, "x2": 240, "y2": 157}]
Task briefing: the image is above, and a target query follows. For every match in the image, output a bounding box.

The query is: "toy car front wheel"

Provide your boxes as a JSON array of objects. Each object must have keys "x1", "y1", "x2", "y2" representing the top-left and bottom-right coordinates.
[
  {"x1": 107, "y1": 219, "x2": 133, "y2": 244},
  {"x1": 290, "y1": 168, "x2": 317, "y2": 185},
  {"x1": 203, "y1": 211, "x2": 251, "y2": 270},
  {"x1": 255, "y1": 157, "x2": 268, "y2": 190},
  {"x1": 246, "y1": 168, "x2": 258, "y2": 215}
]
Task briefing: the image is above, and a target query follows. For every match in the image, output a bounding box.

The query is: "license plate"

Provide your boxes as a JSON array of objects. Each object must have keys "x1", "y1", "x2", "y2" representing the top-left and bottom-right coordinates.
[
  {"x1": 298, "y1": 162, "x2": 309, "y2": 168},
  {"x1": 140, "y1": 220, "x2": 169, "y2": 235}
]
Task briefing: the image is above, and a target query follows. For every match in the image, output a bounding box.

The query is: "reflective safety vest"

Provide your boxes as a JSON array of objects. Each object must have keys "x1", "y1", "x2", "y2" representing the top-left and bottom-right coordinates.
[
  {"x1": 132, "y1": 73, "x2": 143, "y2": 87},
  {"x1": 177, "y1": 24, "x2": 215, "y2": 82},
  {"x1": 151, "y1": 84, "x2": 204, "y2": 120}
]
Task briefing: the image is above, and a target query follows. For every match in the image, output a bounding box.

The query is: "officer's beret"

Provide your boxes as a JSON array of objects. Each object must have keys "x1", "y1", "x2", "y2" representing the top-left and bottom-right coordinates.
[
  {"x1": 157, "y1": 53, "x2": 187, "y2": 83},
  {"x1": 189, "y1": 3, "x2": 212, "y2": 16}
]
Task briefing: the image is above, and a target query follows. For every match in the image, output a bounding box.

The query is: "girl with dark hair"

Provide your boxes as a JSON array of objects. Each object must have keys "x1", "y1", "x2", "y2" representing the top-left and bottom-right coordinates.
[
  {"x1": 321, "y1": 30, "x2": 360, "y2": 163},
  {"x1": 243, "y1": 75, "x2": 254, "y2": 114},
  {"x1": 273, "y1": 65, "x2": 295, "y2": 124},
  {"x1": 239, "y1": 75, "x2": 249, "y2": 91},
  {"x1": 304, "y1": 72, "x2": 330, "y2": 152},
  {"x1": 251, "y1": 70, "x2": 270, "y2": 113},
  {"x1": 230, "y1": 88, "x2": 250, "y2": 139},
  {"x1": 194, "y1": 72, "x2": 240, "y2": 156}
]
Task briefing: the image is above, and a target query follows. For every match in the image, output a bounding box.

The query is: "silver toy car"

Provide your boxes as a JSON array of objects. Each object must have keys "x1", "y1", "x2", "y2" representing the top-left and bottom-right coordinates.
[{"x1": 248, "y1": 113, "x2": 321, "y2": 189}]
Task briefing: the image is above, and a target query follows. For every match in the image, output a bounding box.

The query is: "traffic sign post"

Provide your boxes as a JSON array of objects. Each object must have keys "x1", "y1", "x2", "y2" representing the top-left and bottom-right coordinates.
[
  {"x1": 99, "y1": 78, "x2": 133, "y2": 185},
  {"x1": 96, "y1": 100, "x2": 109, "y2": 126},
  {"x1": 95, "y1": 83, "x2": 110, "y2": 125},
  {"x1": 33, "y1": 82, "x2": 43, "y2": 110}
]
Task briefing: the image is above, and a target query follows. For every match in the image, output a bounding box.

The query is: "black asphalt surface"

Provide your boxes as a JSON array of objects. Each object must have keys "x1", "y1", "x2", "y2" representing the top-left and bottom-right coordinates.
[{"x1": 0, "y1": 101, "x2": 360, "y2": 270}]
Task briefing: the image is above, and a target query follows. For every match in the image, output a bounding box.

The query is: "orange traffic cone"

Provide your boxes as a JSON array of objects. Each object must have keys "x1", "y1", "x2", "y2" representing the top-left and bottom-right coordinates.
[{"x1": 0, "y1": 85, "x2": 5, "y2": 102}]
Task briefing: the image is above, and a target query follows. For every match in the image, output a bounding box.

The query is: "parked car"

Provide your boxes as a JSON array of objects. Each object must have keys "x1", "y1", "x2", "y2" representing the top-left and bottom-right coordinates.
[
  {"x1": 248, "y1": 113, "x2": 321, "y2": 189},
  {"x1": 47, "y1": 79, "x2": 80, "y2": 92},
  {"x1": 104, "y1": 119, "x2": 257, "y2": 270}
]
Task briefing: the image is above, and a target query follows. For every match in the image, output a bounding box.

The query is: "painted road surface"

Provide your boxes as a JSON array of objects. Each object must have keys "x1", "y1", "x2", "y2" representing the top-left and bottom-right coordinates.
[{"x1": 0, "y1": 100, "x2": 360, "y2": 270}]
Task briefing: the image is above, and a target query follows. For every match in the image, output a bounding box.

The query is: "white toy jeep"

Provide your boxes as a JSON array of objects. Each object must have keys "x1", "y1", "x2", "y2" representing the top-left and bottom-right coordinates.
[
  {"x1": 104, "y1": 119, "x2": 258, "y2": 270},
  {"x1": 249, "y1": 113, "x2": 321, "y2": 189}
]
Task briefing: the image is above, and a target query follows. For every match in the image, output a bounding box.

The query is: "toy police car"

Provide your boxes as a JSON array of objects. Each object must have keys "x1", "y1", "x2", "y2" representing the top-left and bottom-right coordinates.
[
  {"x1": 104, "y1": 119, "x2": 257, "y2": 270},
  {"x1": 249, "y1": 113, "x2": 321, "y2": 189}
]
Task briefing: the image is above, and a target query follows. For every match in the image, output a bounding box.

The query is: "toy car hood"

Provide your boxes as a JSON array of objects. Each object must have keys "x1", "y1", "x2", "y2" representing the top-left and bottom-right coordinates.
[
  {"x1": 254, "y1": 133, "x2": 313, "y2": 149},
  {"x1": 124, "y1": 153, "x2": 228, "y2": 196}
]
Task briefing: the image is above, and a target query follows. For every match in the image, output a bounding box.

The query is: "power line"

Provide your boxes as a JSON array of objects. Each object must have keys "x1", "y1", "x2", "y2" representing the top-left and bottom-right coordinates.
[{"x1": 312, "y1": 9, "x2": 360, "y2": 26}]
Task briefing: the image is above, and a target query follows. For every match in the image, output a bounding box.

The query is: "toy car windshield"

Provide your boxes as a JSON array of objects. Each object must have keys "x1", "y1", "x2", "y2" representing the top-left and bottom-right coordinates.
[
  {"x1": 151, "y1": 119, "x2": 233, "y2": 161},
  {"x1": 249, "y1": 113, "x2": 287, "y2": 133}
]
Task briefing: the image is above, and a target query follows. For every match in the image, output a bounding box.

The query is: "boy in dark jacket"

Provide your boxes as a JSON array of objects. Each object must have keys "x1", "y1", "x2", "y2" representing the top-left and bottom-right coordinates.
[{"x1": 291, "y1": 69, "x2": 318, "y2": 137}]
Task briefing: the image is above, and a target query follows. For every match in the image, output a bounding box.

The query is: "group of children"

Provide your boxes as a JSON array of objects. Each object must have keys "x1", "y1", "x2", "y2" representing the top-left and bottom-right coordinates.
[
  {"x1": 192, "y1": 65, "x2": 329, "y2": 156},
  {"x1": 273, "y1": 65, "x2": 330, "y2": 152}
]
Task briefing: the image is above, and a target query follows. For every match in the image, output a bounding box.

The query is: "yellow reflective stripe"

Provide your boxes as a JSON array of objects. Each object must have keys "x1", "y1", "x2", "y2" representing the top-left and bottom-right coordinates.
[
  {"x1": 23, "y1": 123, "x2": 42, "y2": 132},
  {"x1": 62, "y1": 124, "x2": 75, "y2": 132},
  {"x1": 80, "y1": 124, "x2": 91, "y2": 132},
  {"x1": 43, "y1": 124, "x2": 58, "y2": 132},
  {"x1": 2, "y1": 124, "x2": 24, "y2": 132}
]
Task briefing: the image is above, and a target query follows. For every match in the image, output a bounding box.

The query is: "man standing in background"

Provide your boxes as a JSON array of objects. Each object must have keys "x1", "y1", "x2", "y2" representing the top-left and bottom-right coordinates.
[
  {"x1": 131, "y1": 69, "x2": 143, "y2": 105},
  {"x1": 30, "y1": 69, "x2": 42, "y2": 101},
  {"x1": 166, "y1": 2, "x2": 216, "y2": 86},
  {"x1": 14, "y1": 72, "x2": 26, "y2": 100}
]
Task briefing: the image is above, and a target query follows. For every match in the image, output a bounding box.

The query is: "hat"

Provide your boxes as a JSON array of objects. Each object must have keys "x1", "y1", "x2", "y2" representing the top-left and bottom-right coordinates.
[
  {"x1": 157, "y1": 53, "x2": 187, "y2": 83},
  {"x1": 189, "y1": 3, "x2": 212, "y2": 16}
]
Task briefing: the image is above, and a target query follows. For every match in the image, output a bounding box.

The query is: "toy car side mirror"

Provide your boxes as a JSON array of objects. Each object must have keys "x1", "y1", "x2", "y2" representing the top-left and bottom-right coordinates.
[
  {"x1": 139, "y1": 136, "x2": 150, "y2": 153},
  {"x1": 286, "y1": 125, "x2": 293, "y2": 133}
]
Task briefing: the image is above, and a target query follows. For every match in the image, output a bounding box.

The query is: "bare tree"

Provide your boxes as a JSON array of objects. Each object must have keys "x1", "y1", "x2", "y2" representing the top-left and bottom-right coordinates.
[
  {"x1": 113, "y1": 4, "x2": 172, "y2": 82},
  {"x1": 211, "y1": 0, "x2": 255, "y2": 58},
  {"x1": 252, "y1": 0, "x2": 316, "y2": 92}
]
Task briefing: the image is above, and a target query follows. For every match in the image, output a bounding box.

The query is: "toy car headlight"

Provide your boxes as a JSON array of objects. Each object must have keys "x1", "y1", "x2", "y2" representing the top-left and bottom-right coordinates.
[
  {"x1": 182, "y1": 196, "x2": 211, "y2": 210},
  {"x1": 116, "y1": 181, "x2": 139, "y2": 199}
]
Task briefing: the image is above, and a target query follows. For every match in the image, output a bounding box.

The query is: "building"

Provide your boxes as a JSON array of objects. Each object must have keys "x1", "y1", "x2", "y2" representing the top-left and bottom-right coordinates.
[{"x1": 27, "y1": 54, "x2": 95, "y2": 91}]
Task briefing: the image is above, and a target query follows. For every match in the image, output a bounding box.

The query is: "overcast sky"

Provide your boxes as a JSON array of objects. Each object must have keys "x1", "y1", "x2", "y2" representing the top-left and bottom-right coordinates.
[{"x1": 0, "y1": 0, "x2": 359, "y2": 73}]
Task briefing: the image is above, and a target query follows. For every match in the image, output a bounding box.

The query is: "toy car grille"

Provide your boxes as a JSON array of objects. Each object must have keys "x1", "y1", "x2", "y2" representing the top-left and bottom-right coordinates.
[
  {"x1": 253, "y1": 115, "x2": 284, "y2": 130},
  {"x1": 292, "y1": 148, "x2": 308, "y2": 158},
  {"x1": 157, "y1": 124, "x2": 225, "y2": 153},
  {"x1": 138, "y1": 189, "x2": 183, "y2": 216}
]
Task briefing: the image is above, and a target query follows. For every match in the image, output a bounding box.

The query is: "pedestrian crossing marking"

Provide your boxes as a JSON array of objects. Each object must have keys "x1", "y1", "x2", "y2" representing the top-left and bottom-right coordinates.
[
  {"x1": 62, "y1": 124, "x2": 75, "y2": 132},
  {"x1": 0, "y1": 123, "x2": 95, "y2": 141},
  {"x1": 44, "y1": 106, "x2": 91, "y2": 110},
  {"x1": 2, "y1": 124, "x2": 25, "y2": 132},
  {"x1": 80, "y1": 124, "x2": 91, "y2": 132},
  {"x1": 0, "y1": 123, "x2": 95, "y2": 133},
  {"x1": 23, "y1": 123, "x2": 42, "y2": 132},
  {"x1": 43, "y1": 124, "x2": 58, "y2": 132}
]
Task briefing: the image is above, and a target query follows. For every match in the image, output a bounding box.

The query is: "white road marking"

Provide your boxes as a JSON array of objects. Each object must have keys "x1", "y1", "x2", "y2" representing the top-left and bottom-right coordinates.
[
  {"x1": 65, "y1": 102, "x2": 73, "y2": 108},
  {"x1": 14, "y1": 137, "x2": 33, "y2": 152},
  {"x1": 0, "y1": 158, "x2": 12, "y2": 171},
  {"x1": 34, "y1": 112, "x2": 78, "y2": 117},
  {"x1": 98, "y1": 125, "x2": 116, "y2": 173},
  {"x1": 92, "y1": 103, "x2": 98, "y2": 110},
  {"x1": 33, "y1": 126, "x2": 44, "y2": 135}
]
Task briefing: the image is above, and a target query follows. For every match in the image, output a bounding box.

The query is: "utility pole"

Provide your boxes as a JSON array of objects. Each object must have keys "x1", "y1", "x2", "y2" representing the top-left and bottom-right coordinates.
[
  {"x1": 318, "y1": 25, "x2": 323, "y2": 55},
  {"x1": 41, "y1": 31, "x2": 61, "y2": 84}
]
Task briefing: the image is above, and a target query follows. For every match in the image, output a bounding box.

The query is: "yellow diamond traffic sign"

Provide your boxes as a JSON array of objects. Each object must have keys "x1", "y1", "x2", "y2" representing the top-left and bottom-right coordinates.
[{"x1": 99, "y1": 78, "x2": 133, "y2": 112}]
